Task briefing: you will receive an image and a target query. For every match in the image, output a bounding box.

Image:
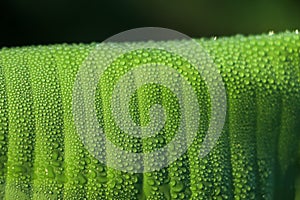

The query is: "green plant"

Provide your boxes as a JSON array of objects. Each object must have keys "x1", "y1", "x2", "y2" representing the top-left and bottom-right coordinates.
[{"x1": 0, "y1": 31, "x2": 299, "y2": 199}]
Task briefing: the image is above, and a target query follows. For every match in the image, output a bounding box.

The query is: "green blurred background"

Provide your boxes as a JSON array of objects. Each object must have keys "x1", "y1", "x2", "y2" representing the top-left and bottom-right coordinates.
[{"x1": 1, "y1": 0, "x2": 300, "y2": 47}]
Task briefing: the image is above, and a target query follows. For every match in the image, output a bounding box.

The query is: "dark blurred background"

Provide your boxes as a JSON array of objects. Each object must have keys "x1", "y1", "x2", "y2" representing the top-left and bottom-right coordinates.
[{"x1": 1, "y1": 0, "x2": 300, "y2": 47}]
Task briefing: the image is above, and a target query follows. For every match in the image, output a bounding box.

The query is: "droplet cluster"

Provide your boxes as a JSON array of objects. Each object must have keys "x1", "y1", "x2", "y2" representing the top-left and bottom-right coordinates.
[{"x1": 0, "y1": 30, "x2": 299, "y2": 199}]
